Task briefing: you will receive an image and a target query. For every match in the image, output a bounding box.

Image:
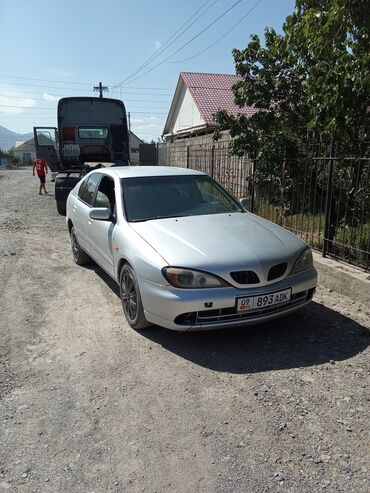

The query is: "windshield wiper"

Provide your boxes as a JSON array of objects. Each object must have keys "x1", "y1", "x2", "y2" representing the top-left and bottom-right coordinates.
[
  {"x1": 130, "y1": 214, "x2": 182, "y2": 222},
  {"x1": 153, "y1": 214, "x2": 182, "y2": 220}
]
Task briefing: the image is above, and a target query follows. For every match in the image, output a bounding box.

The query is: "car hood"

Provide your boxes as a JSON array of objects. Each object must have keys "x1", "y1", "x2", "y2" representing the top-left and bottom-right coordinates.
[{"x1": 130, "y1": 212, "x2": 306, "y2": 276}]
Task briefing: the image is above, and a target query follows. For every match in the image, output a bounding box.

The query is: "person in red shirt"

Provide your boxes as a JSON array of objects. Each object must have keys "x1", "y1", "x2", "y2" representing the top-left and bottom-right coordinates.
[{"x1": 32, "y1": 158, "x2": 48, "y2": 195}]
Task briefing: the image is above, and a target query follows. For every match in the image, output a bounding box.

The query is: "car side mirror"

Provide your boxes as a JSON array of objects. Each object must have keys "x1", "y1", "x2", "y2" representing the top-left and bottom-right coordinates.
[
  {"x1": 89, "y1": 207, "x2": 112, "y2": 221},
  {"x1": 239, "y1": 197, "x2": 250, "y2": 211}
]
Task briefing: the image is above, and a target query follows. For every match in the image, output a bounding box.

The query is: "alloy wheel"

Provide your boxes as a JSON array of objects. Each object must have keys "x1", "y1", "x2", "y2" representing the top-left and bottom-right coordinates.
[
  {"x1": 71, "y1": 230, "x2": 79, "y2": 261},
  {"x1": 121, "y1": 272, "x2": 138, "y2": 320}
]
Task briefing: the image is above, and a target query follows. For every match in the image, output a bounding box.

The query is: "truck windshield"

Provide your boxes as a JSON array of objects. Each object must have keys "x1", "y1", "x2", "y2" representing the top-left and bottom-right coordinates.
[
  {"x1": 122, "y1": 175, "x2": 243, "y2": 222},
  {"x1": 78, "y1": 127, "x2": 108, "y2": 139}
]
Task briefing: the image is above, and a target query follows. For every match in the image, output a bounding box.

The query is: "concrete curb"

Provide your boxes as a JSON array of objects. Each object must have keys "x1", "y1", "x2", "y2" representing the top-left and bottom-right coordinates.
[{"x1": 313, "y1": 252, "x2": 370, "y2": 306}]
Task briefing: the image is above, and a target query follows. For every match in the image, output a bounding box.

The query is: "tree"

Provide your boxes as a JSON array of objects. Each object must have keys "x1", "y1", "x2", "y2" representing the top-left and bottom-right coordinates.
[
  {"x1": 214, "y1": 0, "x2": 369, "y2": 261},
  {"x1": 215, "y1": 0, "x2": 369, "y2": 157}
]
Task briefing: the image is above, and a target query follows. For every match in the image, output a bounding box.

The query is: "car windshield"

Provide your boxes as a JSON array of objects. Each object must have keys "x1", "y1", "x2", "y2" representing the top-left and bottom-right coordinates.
[{"x1": 122, "y1": 174, "x2": 243, "y2": 222}]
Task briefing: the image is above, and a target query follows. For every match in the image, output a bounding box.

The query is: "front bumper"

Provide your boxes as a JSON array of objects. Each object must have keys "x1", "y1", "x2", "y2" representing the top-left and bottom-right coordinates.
[{"x1": 139, "y1": 266, "x2": 317, "y2": 331}]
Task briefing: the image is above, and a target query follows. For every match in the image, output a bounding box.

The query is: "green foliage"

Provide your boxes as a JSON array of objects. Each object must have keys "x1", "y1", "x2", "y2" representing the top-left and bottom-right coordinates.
[
  {"x1": 214, "y1": 0, "x2": 369, "y2": 158},
  {"x1": 2, "y1": 148, "x2": 20, "y2": 165},
  {"x1": 213, "y1": 0, "x2": 369, "y2": 268}
]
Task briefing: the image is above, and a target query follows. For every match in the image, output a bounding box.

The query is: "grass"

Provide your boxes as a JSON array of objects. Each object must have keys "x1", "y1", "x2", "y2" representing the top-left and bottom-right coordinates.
[{"x1": 255, "y1": 198, "x2": 369, "y2": 269}]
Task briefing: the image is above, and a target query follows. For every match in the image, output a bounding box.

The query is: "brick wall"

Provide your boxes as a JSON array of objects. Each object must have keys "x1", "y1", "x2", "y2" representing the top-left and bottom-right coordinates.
[{"x1": 158, "y1": 132, "x2": 252, "y2": 198}]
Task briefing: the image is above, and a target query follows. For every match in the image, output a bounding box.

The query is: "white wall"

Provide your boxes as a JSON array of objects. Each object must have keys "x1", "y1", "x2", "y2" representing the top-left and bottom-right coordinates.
[
  {"x1": 171, "y1": 85, "x2": 204, "y2": 134},
  {"x1": 130, "y1": 132, "x2": 143, "y2": 149},
  {"x1": 14, "y1": 150, "x2": 36, "y2": 164}
]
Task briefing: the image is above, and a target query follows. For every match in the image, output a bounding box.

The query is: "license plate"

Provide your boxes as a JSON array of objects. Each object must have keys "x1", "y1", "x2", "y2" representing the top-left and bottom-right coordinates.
[{"x1": 236, "y1": 288, "x2": 292, "y2": 312}]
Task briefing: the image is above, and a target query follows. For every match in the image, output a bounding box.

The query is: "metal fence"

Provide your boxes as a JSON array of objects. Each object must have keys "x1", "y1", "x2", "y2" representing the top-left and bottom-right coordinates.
[
  {"x1": 158, "y1": 142, "x2": 253, "y2": 197},
  {"x1": 253, "y1": 155, "x2": 370, "y2": 271},
  {"x1": 161, "y1": 140, "x2": 370, "y2": 271}
]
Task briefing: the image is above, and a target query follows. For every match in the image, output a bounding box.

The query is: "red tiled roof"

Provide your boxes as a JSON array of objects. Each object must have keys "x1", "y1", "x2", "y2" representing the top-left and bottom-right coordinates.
[{"x1": 181, "y1": 72, "x2": 256, "y2": 125}]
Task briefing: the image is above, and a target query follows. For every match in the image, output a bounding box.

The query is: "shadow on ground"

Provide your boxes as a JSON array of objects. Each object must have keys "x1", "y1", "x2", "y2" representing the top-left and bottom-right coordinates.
[
  {"x1": 88, "y1": 263, "x2": 120, "y2": 296},
  {"x1": 91, "y1": 263, "x2": 369, "y2": 374}
]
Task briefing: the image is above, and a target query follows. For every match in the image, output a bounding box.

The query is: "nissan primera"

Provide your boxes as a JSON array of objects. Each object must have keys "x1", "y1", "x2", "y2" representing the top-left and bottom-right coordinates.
[{"x1": 66, "y1": 166, "x2": 317, "y2": 331}]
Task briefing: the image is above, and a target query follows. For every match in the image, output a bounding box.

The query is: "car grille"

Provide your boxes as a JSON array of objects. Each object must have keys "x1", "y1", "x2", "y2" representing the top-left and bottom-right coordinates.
[
  {"x1": 174, "y1": 289, "x2": 315, "y2": 327},
  {"x1": 230, "y1": 270, "x2": 260, "y2": 284},
  {"x1": 267, "y1": 262, "x2": 288, "y2": 281}
]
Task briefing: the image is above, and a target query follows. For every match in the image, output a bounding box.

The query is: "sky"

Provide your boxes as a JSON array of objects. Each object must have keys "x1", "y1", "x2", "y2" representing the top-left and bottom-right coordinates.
[{"x1": 0, "y1": 0, "x2": 295, "y2": 143}]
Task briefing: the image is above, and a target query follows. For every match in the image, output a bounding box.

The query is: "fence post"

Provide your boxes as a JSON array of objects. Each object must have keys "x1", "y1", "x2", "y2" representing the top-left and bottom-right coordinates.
[
  {"x1": 323, "y1": 139, "x2": 335, "y2": 257},
  {"x1": 186, "y1": 146, "x2": 190, "y2": 168},
  {"x1": 250, "y1": 157, "x2": 256, "y2": 214},
  {"x1": 210, "y1": 145, "x2": 215, "y2": 177}
]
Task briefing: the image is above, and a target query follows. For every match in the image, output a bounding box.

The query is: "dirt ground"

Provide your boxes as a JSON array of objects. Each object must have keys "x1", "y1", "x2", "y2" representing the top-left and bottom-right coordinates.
[{"x1": 0, "y1": 169, "x2": 369, "y2": 493}]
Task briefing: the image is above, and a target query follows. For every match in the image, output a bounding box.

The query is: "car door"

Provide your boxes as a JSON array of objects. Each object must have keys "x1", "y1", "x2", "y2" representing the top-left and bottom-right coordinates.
[
  {"x1": 87, "y1": 174, "x2": 117, "y2": 277},
  {"x1": 33, "y1": 127, "x2": 61, "y2": 172},
  {"x1": 72, "y1": 173, "x2": 102, "y2": 253}
]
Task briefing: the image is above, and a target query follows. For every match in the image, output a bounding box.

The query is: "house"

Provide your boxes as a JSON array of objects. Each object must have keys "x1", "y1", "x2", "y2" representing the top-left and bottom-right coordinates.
[
  {"x1": 13, "y1": 139, "x2": 36, "y2": 164},
  {"x1": 129, "y1": 131, "x2": 144, "y2": 164},
  {"x1": 12, "y1": 132, "x2": 144, "y2": 165},
  {"x1": 162, "y1": 72, "x2": 256, "y2": 141}
]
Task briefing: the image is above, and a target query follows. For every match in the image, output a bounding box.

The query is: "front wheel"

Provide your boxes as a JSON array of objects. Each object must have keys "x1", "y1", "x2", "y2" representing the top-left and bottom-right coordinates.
[
  {"x1": 70, "y1": 226, "x2": 90, "y2": 265},
  {"x1": 119, "y1": 264, "x2": 150, "y2": 330}
]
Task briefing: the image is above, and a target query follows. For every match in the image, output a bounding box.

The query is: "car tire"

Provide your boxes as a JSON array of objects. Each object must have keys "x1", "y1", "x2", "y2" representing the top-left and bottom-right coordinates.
[
  {"x1": 119, "y1": 264, "x2": 150, "y2": 330},
  {"x1": 56, "y1": 200, "x2": 66, "y2": 215},
  {"x1": 70, "y1": 226, "x2": 90, "y2": 265}
]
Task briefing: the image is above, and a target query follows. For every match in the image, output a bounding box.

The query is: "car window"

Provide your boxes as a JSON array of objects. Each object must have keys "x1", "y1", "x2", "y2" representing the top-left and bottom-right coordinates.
[
  {"x1": 78, "y1": 173, "x2": 101, "y2": 206},
  {"x1": 122, "y1": 175, "x2": 242, "y2": 222},
  {"x1": 94, "y1": 175, "x2": 116, "y2": 214},
  {"x1": 95, "y1": 191, "x2": 111, "y2": 208},
  {"x1": 78, "y1": 177, "x2": 89, "y2": 200}
]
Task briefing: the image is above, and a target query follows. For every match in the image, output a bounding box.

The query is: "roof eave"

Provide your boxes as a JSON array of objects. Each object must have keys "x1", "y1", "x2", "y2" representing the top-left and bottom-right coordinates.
[
  {"x1": 162, "y1": 74, "x2": 186, "y2": 137},
  {"x1": 163, "y1": 123, "x2": 217, "y2": 141}
]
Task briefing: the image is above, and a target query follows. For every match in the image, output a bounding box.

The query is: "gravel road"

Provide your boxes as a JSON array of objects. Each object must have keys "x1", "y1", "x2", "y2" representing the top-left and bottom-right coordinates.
[{"x1": 0, "y1": 169, "x2": 369, "y2": 493}]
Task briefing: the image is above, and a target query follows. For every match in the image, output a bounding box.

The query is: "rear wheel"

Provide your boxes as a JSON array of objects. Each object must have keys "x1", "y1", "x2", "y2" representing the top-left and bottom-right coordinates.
[
  {"x1": 70, "y1": 226, "x2": 90, "y2": 265},
  {"x1": 119, "y1": 264, "x2": 150, "y2": 330},
  {"x1": 56, "y1": 200, "x2": 66, "y2": 215}
]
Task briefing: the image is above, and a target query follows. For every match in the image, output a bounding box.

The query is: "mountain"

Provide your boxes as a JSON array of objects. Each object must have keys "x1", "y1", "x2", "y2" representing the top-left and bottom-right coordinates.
[{"x1": 0, "y1": 125, "x2": 34, "y2": 150}]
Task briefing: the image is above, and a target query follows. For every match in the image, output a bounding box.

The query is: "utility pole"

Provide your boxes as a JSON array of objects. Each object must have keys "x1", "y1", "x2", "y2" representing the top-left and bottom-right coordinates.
[
  {"x1": 93, "y1": 82, "x2": 109, "y2": 98},
  {"x1": 128, "y1": 111, "x2": 131, "y2": 158}
]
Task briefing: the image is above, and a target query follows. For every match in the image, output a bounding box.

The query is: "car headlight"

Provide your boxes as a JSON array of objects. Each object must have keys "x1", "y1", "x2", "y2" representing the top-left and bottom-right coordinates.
[
  {"x1": 290, "y1": 247, "x2": 313, "y2": 274},
  {"x1": 162, "y1": 267, "x2": 229, "y2": 289}
]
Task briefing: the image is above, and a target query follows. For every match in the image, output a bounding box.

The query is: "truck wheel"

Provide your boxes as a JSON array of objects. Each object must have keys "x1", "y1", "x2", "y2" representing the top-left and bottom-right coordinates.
[
  {"x1": 56, "y1": 200, "x2": 66, "y2": 215},
  {"x1": 70, "y1": 226, "x2": 90, "y2": 265},
  {"x1": 119, "y1": 264, "x2": 150, "y2": 330}
]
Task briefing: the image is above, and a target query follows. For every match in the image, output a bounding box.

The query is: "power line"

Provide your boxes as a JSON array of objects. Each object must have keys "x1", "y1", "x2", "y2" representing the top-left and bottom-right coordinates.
[
  {"x1": 125, "y1": 111, "x2": 167, "y2": 115},
  {"x1": 0, "y1": 82, "x2": 94, "y2": 91},
  {"x1": 0, "y1": 93, "x2": 171, "y2": 103},
  {"x1": 115, "y1": 0, "x2": 218, "y2": 87},
  {"x1": 0, "y1": 105, "x2": 56, "y2": 110},
  {"x1": 0, "y1": 77, "x2": 172, "y2": 91},
  {"x1": 0, "y1": 107, "x2": 168, "y2": 114},
  {"x1": 120, "y1": 0, "x2": 244, "y2": 85},
  {"x1": 0, "y1": 83, "x2": 173, "y2": 97},
  {"x1": 0, "y1": 106, "x2": 168, "y2": 115},
  {"x1": 1, "y1": 83, "x2": 246, "y2": 95},
  {"x1": 168, "y1": 0, "x2": 262, "y2": 63},
  {"x1": 0, "y1": 75, "x2": 93, "y2": 85}
]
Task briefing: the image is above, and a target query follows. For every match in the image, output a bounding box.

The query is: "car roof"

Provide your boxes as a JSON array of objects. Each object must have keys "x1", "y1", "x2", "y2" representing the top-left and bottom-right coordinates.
[{"x1": 94, "y1": 166, "x2": 206, "y2": 179}]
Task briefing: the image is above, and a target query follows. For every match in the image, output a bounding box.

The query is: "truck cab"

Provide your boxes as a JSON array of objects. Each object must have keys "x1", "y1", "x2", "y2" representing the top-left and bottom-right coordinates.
[{"x1": 34, "y1": 97, "x2": 130, "y2": 214}]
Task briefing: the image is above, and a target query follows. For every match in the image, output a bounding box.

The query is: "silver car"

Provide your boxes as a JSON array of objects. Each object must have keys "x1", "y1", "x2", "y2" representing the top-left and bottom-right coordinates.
[{"x1": 66, "y1": 166, "x2": 317, "y2": 331}]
